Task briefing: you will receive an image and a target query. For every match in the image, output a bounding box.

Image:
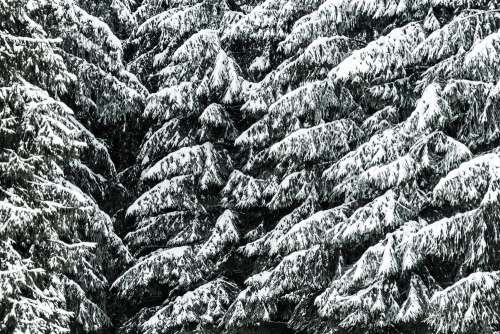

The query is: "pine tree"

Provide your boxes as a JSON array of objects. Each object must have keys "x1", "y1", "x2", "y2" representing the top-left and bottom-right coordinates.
[
  {"x1": 112, "y1": 1, "x2": 258, "y2": 333},
  {"x1": 163, "y1": 0, "x2": 500, "y2": 333},
  {"x1": 6, "y1": 0, "x2": 500, "y2": 333},
  {"x1": 0, "y1": 0, "x2": 135, "y2": 332}
]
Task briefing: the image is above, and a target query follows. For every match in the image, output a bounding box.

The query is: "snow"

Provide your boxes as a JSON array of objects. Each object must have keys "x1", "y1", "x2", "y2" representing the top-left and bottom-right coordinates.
[
  {"x1": 142, "y1": 278, "x2": 238, "y2": 333},
  {"x1": 397, "y1": 275, "x2": 431, "y2": 323},
  {"x1": 377, "y1": 235, "x2": 399, "y2": 277},
  {"x1": 127, "y1": 175, "x2": 203, "y2": 219},
  {"x1": 222, "y1": 170, "x2": 267, "y2": 209},
  {"x1": 433, "y1": 152, "x2": 500, "y2": 207},
  {"x1": 414, "y1": 11, "x2": 500, "y2": 64},
  {"x1": 6, "y1": 0, "x2": 500, "y2": 333},
  {"x1": 197, "y1": 210, "x2": 240, "y2": 259},
  {"x1": 428, "y1": 271, "x2": 500, "y2": 333},
  {"x1": 112, "y1": 246, "x2": 207, "y2": 300},
  {"x1": 331, "y1": 23, "x2": 425, "y2": 83},
  {"x1": 267, "y1": 119, "x2": 363, "y2": 165},
  {"x1": 268, "y1": 170, "x2": 313, "y2": 210},
  {"x1": 240, "y1": 193, "x2": 317, "y2": 257},
  {"x1": 463, "y1": 31, "x2": 500, "y2": 82},
  {"x1": 359, "y1": 131, "x2": 471, "y2": 193},
  {"x1": 270, "y1": 208, "x2": 340, "y2": 255}
]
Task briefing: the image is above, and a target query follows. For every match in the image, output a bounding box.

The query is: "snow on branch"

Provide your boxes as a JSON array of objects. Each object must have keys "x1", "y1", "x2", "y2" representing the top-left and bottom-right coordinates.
[
  {"x1": 279, "y1": 36, "x2": 361, "y2": 85},
  {"x1": 124, "y1": 211, "x2": 210, "y2": 256},
  {"x1": 413, "y1": 10, "x2": 500, "y2": 65},
  {"x1": 433, "y1": 152, "x2": 500, "y2": 208},
  {"x1": 112, "y1": 246, "x2": 209, "y2": 301},
  {"x1": 142, "y1": 278, "x2": 239, "y2": 334},
  {"x1": 141, "y1": 142, "x2": 233, "y2": 190},
  {"x1": 240, "y1": 192, "x2": 319, "y2": 258},
  {"x1": 143, "y1": 82, "x2": 200, "y2": 122},
  {"x1": 197, "y1": 210, "x2": 240, "y2": 259},
  {"x1": 358, "y1": 131, "x2": 471, "y2": 194},
  {"x1": 225, "y1": 246, "x2": 332, "y2": 329},
  {"x1": 322, "y1": 127, "x2": 410, "y2": 201},
  {"x1": 154, "y1": 28, "x2": 248, "y2": 105},
  {"x1": 69, "y1": 56, "x2": 147, "y2": 126},
  {"x1": 240, "y1": 36, "x2": 361, "y2": 120},
  {"x1": 361, "y1": 106, "x2": 400, "y2": 136},
  {"x1": 265, "y1": 119, "x2": 363, "y2": 168},
  {"x1": 0, "y1": 256, "x2": 73, "y2": 334},
  {"x1": 268, "y1": 170, "x2": 315, "y2": 210},
  {"x1": 427, "y1": 271, "x2": 500, "y2": 333},
  {"x1": 223, "y1": 271, "x2": 276, "y2": 329},
  {"x1": 57, "y1": 4, "x2": 125, "y2": 73},
  {"x1": 323, "y1": 83, "x2": 454, "y2": 201},
  {"x1": 134, "y1": 0, "x2": 199, "y2": 24},
  {"x1": 127, "y1": 175, "x2": 205, "y2": 220},
  {"x1": 277, "y1": 0, "x2": 346, "y2": 56},
  {"x1": 333, "y1": 189, "x2": 427, "y2": 248},
  {"x1": 61, "y1": 275, "x2": 112, "y2": 332},
  {"x1": 221, "y1": 170, "x2": 268, "y2": 209},
  {"x1": 260, "y1": 245, "x2": 333, "y2": 297},
  {"x1": 280, "y1": 0, "x2": 428, "y2": 56},
  {"x1": 316, "y1": 221, "x2": 427, "y2": 330},
  {"x1": 317, "y1": 280, "x2": 401, "y2": 331},
  {"x1": 400, "y1": 202, "x2": 500, "y2": 272},
  {"x1": 238, "y1": 80, "x2": 362, "y2": 149},
  {"x1": 155, "y1": 28, "x2": 220, "y2": 73},
  {"x1": 0, "y1": 32, "x2": 74, "y2": 95},
  {"x1": 128, "y1": 1, "x2": 229, "y2": 82},
  {"x1": 222, "y1": 0, "x2": 324, "y2": 46},
  {"x1": 331, "y1": 23, "x2": 425, "y2": 84},
  {"x1": 143, "y1": 29, "x2": 245, "y2": 121},
  {"x1": 440, "y1": 79, "x2": 495, "y2": 147},
  {"x1": 396, "y1": 274, "x2": 434, "y2": 324},
  {"x1": 270, "y1": 203, "x2": 348, "y2": 256},
  {"x1": 137, "y1": 118, "x2": 196, "y2": 167},
  {"x1": 366, "y1": 78, "x2": 416, "y2": 111},
  {"x1": 199, "y1": 103, "x2": 238, "y2": 142},
  {"x1": 419, "y1": 30, "x2": 500, "y2": 86}
]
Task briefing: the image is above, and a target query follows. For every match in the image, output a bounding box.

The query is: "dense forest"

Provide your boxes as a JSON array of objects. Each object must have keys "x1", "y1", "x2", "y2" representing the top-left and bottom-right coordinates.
[{"x1": 2, "y1": 0, "x2": 500, "y2": 333}]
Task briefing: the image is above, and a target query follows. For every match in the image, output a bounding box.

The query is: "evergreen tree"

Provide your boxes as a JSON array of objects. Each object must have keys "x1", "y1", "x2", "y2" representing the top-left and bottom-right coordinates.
[
  {"x1": 112, "y1": 1, "x2": 258, "y2": 333},
  {"x1": 186, "y1": 1, "x2": 500, "y2": 333},
  {"x1": 0, "y1": 0, "x2": 136, "y2": 332},
  {"x1": 6, "y1": 0, "x2": 500, "y2": 333}
]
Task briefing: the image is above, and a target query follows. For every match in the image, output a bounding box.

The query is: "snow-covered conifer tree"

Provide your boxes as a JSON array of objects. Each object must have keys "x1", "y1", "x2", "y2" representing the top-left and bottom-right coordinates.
[
  {"x1": 0, "y1": 0, "x2": 135, "y2": 332},
  {"x1": 6, "y1": 0, "x2": 500, "y2": 333},
  {"x1": 112, "y1": 1, "x2": 260, "y2": 333}
]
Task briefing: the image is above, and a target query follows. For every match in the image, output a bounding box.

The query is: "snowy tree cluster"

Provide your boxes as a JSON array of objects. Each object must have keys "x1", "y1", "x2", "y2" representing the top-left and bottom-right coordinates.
[
  {"x1": 0, "y1": 0, "x2": 142, "y2": 332},
  {"x1": 5, "y1": 0, "x2": 500, "y2": 333}
]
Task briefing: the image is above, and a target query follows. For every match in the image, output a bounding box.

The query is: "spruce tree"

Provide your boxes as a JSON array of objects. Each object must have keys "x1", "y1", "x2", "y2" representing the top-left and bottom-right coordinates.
[
  {"x1": 0, "y1": 0, "x2": 138, "y2": 332},
  {"x1": 6, "y1": 0, "x2": 500, "y2": 333},
  {"x1": 112, "y1": 1, "x2": 256, "y2": 333}
]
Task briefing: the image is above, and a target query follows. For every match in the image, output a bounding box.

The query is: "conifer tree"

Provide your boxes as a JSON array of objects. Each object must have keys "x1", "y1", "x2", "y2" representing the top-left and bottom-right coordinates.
[
  {"x1": 0, "y1": 0, "x2": 135, "y2": 332},
  {"x1": 112, "y1": 1, "x2": 259, "y2": 333},
  {"x1": 6, "y1": 0, "x2": 500, "y2": 333},
  {"x1": 180, "y1": 1, "x2": 500, "y2": 333},
  {"x1": 115, "y1": 0, "x2": 500, "y2": 333}
]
